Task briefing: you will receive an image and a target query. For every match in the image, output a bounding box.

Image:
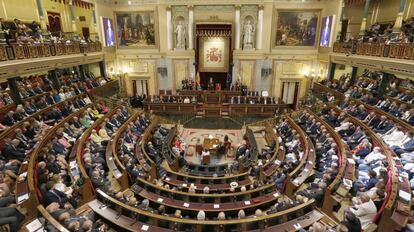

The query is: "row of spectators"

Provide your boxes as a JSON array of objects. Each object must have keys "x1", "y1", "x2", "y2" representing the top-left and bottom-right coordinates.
[{"x1": 38, "y1": 103, "x2": 112, "y2": 232}]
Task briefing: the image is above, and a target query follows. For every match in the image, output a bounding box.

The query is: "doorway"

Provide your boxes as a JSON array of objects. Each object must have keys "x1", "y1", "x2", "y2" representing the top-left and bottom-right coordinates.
[
  {"x1": 281, "y1": 81, "x2": 300, "y2": 107},
  {"x1": 47, "y1": 12, "x2": 62, "y2": 36},
  {"x1": 82, "y1": 27, "x2": 90, "y2": 40},
  {"x1": 132, "y1": 79, "x2": 148, "y2": 96}
]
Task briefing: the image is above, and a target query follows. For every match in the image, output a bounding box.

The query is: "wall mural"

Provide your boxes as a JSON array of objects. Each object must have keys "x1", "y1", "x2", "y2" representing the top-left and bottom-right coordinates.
[
  {"x1": 115, "y1": 11, "x2": 157, "y2": 48},
  {"x1": 199, "y1": 37, "x2": 229, "y2": 72},
  {"x1": 275, "y1": 10, "x2": 319, "y2": 47}
]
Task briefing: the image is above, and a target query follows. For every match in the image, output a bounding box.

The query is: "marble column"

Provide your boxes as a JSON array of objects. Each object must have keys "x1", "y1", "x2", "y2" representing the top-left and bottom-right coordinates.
[
  {"x1": 99, "y1": 61, "x2": 106, "y2": 78},
  {"x1": 235, "y1": 5, "x2": 241, "y2": 50},
  {"x1": 337, "y1": 0, "x2": 346, "y2": 42},
  {"x1": 350, "y1": 66, "x2": 358, "y2": 85},
  {"x1": 394, "y1": 0, "x2": 407, "y2": 31},
  {"x1": 359, "y1": 0, "x2": 371, "y2": 35},
  {"x1": 188, "y1": 6, "x2": 194, "y2": 50},
  {"x1": 378, "y1": 73, "x2": 390, "y2": 98},
  {"x1": 35, "y1": 0, "x2": 47, "y2": 31},
  {"x1": 327, "y1": 63, "x2": 336, "y2": 81},
  {"x1": 92, "y1": 9, "x2": 98, "y2": 36},
  {"x1": 69, "y1": 1, "x2": 77, "y2": 33},
  {"x1": 256, "y1": 5, "x2": 264, "y2": 50},
  {"x1": 166, "y1": 6, "x2": 173, "y2": 50},
  {"x1": 48, "y1": 69, "x2": 61, "y2": 90},
  {"x1": 78, "y1": 65, "x2": 86, "y2": 81}
]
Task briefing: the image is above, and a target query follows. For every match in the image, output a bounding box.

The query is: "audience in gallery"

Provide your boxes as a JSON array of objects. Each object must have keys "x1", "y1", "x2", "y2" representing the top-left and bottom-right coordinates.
[
  {"x1": 345, "y1": 18, "x2": 414, "y2": 44},
  {"x1": 0, "y1": 17, "x2": 98, "y2": 45}
]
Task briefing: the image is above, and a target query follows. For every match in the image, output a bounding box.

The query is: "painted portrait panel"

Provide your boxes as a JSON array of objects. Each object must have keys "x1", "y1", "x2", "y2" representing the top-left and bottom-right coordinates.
[
  {"x1": 275, "y1": 10, "x2": 320, "y2": 47},
  {"x1": 115, "y1": 11, "x2": 157, "y2": 48}
]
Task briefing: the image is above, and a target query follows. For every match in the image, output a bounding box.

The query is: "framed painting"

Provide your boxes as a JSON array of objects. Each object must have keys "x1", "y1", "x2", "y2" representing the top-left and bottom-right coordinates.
[
  {"x1": 115, "y1": 11, "x2": 157, "y2": 48},
  {"x1": 274, "y1": 10, "x2": 320, "y2": 47},
  {"x1": 198, "y1": 37, "x2": 230, "y2": 72}
]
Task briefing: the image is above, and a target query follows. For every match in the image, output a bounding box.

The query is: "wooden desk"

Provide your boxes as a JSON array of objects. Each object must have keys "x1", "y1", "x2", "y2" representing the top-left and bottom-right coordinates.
[
  {"x1": 95, "y1": 188, "x2": 319, "y2": 231},
  {"x1": 136, "y1": 177, "x2": 275, "y2": 202},
  {"x1": 203, "y1": 138, "x2": 220, "y2": 150},
  {"x1": 285, "y1": 116, "x2": 315, "y2": 198},
  {"x1": 37, "y1": 205, "x2": 70, "y2": 232},
  {"x1": 135, "y1": 187, "x2": 281, "y2": 212},
  {"x1": 257, "y1": 210, "x2": 325, "y2": 232},
  {"x1": 163, "y1": 177, "x2": 252, "y2": 192},
  {"x1": 89, "y1": 199, "x2": 172, "y2": 232},
  {"x1": 165, "y1": 168, "x2": 249, "y2": 183}
]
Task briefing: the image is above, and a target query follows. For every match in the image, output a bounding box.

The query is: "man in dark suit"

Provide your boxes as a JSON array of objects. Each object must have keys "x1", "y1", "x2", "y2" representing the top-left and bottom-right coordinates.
[
  {"x1": 364, "y1": 112, "x2": 380, "y2": 128},
  {"x1": 43, "y1": 184, "x2": 69, "y2": 208},
  {"x1": 235, "y1": 142, "x2": 247, "y2": 159},
  {"x1": 347, "y1": 127, "x2": 365, "y2": 148},
  {"x1": 1, "y1": 139, "x2": 26, "y2": 162},
  {"x1": 373, "y1": 116, "x2": 389, "y2": 134},
  {"x1": 2, "y1": 111, "x2": 16, "y2": 126}
]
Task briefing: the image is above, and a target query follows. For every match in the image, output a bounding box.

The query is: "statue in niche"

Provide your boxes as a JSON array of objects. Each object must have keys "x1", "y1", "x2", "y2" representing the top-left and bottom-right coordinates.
[
  {"x1": 243, "y1": 19, "x2": 255, "y2": 49},
  {"x1": 175, "y1": 20, "x2": 186, "y2": 49}
]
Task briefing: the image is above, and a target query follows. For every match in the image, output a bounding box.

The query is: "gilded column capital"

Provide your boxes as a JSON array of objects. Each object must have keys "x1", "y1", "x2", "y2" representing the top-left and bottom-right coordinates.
[{"x1": 235, "y1": 5, "x2": 241, "y2": 11}]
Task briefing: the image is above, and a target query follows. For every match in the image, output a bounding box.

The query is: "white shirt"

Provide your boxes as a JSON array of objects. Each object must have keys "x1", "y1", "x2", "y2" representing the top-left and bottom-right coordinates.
[
  {"x1": 350, "y1": 199, "x2": 377, "y2": 230},
  {"x1": 335, "y1": 121, "x2": 351, "y2": 132},
  {"x1": 201, "y1": 150, "x2": 210, "y2": 157},
  {"x1": 363, "y1": 151, "x2": 386, "y2": 164},
  {"x1": 382, "y1": 129, "x2": 405, "y2": 147}
]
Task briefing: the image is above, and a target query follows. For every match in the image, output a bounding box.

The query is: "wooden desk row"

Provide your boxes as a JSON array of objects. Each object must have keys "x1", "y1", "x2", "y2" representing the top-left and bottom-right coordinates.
[
  {"x1": 303, "y1": 110, "x2": 355, "y2": 221},
  {"x1": 135, "y1": 177, "x2": 275, "y2": 203},
  {"x1": 0, "y1": 91, "x2": 48, "y2": 118},
  {"x1": 92, "y1": 188, "x2": 324, "y2": 232},
  {"x1": 284, "y1": 116, "x2": 316, "y2": 198},
  {"x1": 179, "y1": 90, "x2": 241, "y2": 104},
  {"x1": 75, "y1": 106, "x2": 121, "y2": 206},
  {"x1": 161, "y1": 126, "x2": 180, "y2": 172},
  {"x1": 132, "y1": 185, "x2": 282, "y2": 213},
  {"x1": 24, "y1": 103, "x2": 94, "y2": 219},
  {"x1": 239, "y1": 127, "x2": 258, "y2": 171},
  {"x1": 145, "y1": 102, "x2": 197, "y2": 114},
  {"x1": 229, "y1": 104, "x2": 288, "y2": 116},
  {"x1": 1, "y1": 93, "x2": 87, "y2": 150},
  {"x1": 138, "y1": 116, "x2": 159, "y2": 181},
  {"x1": 261, "y1": 121, "x2": 286, "y2": 178},
  {"x1": 315, "y1": 83, "x2": 405, "y2": 230}
]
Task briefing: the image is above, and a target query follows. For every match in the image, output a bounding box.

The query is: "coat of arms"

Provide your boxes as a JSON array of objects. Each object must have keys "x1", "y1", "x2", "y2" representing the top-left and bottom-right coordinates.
[{"x1": 206, "y1": 47, "x2": 222, "y2": 62}]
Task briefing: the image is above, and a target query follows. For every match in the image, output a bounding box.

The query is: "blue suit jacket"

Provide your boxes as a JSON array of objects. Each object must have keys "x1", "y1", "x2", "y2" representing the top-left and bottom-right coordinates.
[{"x1": 403, "y1": 139, "x2": 414, "y2": 152}]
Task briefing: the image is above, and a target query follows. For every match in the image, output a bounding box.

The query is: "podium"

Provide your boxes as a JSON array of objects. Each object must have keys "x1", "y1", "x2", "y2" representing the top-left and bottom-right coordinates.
[{"x1": 202, "y1": 154, "x2": 210, "y2": 165}]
